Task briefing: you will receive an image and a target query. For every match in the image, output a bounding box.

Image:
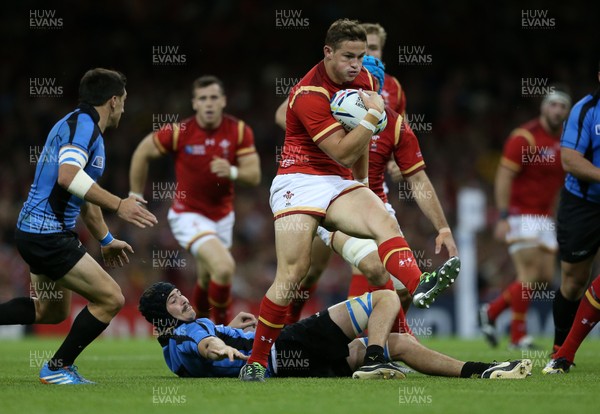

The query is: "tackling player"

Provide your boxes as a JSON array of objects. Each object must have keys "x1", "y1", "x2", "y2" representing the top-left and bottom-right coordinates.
[
  {"x1": 129, "y1": 75, "x2": 261, "y2": 325},
  {"x1": 479, "y1": 88, "x2": 571, "y2": 349},
  {"x1": 140, "y1": 281, "x2": 531, "y2": 380}
]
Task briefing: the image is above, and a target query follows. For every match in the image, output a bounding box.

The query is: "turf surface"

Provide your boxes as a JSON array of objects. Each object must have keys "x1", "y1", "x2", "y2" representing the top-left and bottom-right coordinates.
[{"x1": 0, "y1": 336, "x2": 597, "y2": 413}]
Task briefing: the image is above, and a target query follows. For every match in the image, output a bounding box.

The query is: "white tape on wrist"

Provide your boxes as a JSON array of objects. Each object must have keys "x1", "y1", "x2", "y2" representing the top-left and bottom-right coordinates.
[
  {"x1": 367, "y1": 108, "x2": 383, "y2": 121},
  {"x1": 128, "y1": 191, "x2": 144, "y2": 199},
  {"x1": 67, "y1": 169, "x2": 95, "y2": 199},
  {"x1": 438, "y1": 227, "x2": 452, "y2": 234},
  {"x1": 356, "y1": 177, "x2": 369, "y2": 185},
  {"x1": 359, "y1": 119, "x2": 376, "y2": 133},
  {"x1": 229, "y1": 166, "x2": 239, "y2": 180}
]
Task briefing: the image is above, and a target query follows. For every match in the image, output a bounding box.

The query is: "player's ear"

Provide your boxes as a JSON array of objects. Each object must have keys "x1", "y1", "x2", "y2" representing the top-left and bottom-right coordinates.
[{"x1": 324, "y1": 45, "x2": 333, "y2": 59}]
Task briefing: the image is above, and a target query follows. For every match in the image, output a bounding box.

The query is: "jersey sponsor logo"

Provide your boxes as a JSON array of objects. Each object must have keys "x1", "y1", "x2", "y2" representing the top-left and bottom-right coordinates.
[
  {"x1": 91, "y1": 156, "x2": 104, "y2": 169},
  {"x1": 184, "y1": 145, "x2": 206, "y2": 155},
  {"x1": 595, "y1": 124, "x2": 600, "y2": 136}
]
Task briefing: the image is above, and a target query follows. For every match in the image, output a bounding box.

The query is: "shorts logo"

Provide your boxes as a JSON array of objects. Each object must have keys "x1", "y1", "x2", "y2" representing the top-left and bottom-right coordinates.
[
  {"x1": 284, "y1": 191, "x2": 294, "y2": 207},
  {"x1": 91, "y1": 156, "x2": 104, "y2": 169}
]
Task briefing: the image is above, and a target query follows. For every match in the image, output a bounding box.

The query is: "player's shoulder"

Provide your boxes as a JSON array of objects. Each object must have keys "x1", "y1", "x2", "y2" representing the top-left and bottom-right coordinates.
[
  {"x1": 384, "y1": 73, "x2": 401, "y2": 89},
  {"x1": 508, "y1": 119, "x2": 539, "y2": 145}
]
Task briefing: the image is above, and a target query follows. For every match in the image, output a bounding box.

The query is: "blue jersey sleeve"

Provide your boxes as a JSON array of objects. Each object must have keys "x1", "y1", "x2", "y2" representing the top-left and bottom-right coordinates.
[
  {"x1": 175, "y1": 318, "x2": 217, "y2": 356},
  {"x1": 561, "y1": 97, "x2": 593, "y2": 153}
]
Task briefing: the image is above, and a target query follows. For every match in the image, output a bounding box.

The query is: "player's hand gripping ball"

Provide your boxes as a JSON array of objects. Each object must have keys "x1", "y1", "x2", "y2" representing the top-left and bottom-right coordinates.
[{"x1": 330, "y1": 89, "x2": 388, "y2": 134}]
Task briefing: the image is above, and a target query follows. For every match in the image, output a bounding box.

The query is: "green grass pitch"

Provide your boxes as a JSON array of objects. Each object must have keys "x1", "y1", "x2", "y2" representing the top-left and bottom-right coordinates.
[{"x1": 0, "y1": 336, "x2": 597, "y2": 413}]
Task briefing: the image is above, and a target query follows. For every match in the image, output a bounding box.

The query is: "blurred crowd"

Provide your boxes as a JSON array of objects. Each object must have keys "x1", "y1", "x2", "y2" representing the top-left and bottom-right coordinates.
[{"x1": 0, "y1": 1, "x2": 598, "y2": 314}]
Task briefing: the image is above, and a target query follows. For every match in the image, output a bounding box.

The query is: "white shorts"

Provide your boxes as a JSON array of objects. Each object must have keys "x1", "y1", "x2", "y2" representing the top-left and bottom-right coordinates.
[
  {"x1": 270, "y1": 173, "x2": 364, "y2": 219},
  {"x1": 167, "y1": 209, "x2": 234, "y2": 255},
  {"x1": 506, "y1": 214, "x2": 557, "y2": 253}
]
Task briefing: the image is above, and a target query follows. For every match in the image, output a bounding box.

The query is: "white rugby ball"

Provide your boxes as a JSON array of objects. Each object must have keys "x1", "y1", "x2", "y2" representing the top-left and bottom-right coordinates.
[{"x1": 330, "y1": 89, "x2": 387, "y2": 134}]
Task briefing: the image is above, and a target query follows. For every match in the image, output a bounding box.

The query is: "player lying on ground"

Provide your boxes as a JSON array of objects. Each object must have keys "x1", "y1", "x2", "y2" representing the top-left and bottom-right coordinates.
[{"x1": 139, "y1": 282, "x2": 532, "y2": 380}]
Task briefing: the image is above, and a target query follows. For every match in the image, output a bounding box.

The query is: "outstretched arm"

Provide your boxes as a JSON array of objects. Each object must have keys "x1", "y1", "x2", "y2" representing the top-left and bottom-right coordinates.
[
  {"x1": 405, "y1": 170, "x2": 457, "y2": 256},
  {"x1": 198, "y1": 336, "x2": 249, "y2": 362},
  {"x1": 129, "y1": 132, "x2": 164, "y2": 198}
]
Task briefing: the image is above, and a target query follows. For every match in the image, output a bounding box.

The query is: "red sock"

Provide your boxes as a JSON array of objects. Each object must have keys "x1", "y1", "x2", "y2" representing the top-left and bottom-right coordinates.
[
  {"x1": 248, "y1": 296, "x2": 288, "y2": 367},
  {"x1": 509, "y1": 282, "x2": 532, "y2": 344},
  {"x1": 193, "y1": 284, "x2": 210, "y2": 318},
  {"x1": 377, "y1": 237, "x2": 422, "y2": 293},
  {"x1": 285, "y1": 285, "x2": 316, "y2": 324},
  {"x1": 555, "y1": 276, "x2": 600, "y2": 363},
  {"x1": 208, "y1": 280, "x2": 231, "y2": 325},
  {"x1": 348, "y1": 274, "x2": 370, "y2": 298},
  {"x1": 487, "y1": 283, "x2": 513, "y2": 322}
]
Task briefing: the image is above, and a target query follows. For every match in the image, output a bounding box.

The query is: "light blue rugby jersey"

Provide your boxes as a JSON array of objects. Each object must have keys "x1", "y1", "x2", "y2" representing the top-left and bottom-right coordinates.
[
  {"x1": 161, "y1": 318, "x2": 258, "y2": 378},
  {"x1": 17, "y1": 104, "x2": 105, "y2": 233},
  {"x1": 561, "y1": 91, "x2": 600, "y2": 203}
]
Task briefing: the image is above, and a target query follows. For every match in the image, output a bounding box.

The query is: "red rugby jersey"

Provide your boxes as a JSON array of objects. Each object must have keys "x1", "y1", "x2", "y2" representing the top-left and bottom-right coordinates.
[
  {"x1": 368, "y1": 109, "x2": 425, "y2": 203},
  {"x1": 500, "y1": 118, "x2": 564, "y2": 216},
  {"x1": 278, "y1": 60, "x2": 377, "y2": 178},
  {"x1": 153, "y1": 114, "x2": 256, "y2": 220},
  {"x1": 382, "y1": 74, "x2": 406, "y2": 116}
]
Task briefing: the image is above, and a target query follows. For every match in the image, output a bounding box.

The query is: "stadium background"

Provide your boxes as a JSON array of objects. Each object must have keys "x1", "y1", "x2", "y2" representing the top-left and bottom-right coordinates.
[{"x1": 0, "y1": 1, "x2": 598, "y2": 338}]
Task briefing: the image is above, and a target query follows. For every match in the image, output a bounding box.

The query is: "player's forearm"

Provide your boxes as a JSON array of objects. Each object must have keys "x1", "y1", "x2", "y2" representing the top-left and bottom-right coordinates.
[
  {"x1": 494, "y1": 167, "x2": 513, "y2": 215},
  {"x1": 129, "y1": 149, "x2": 151, "y2": 195},
  {"x1": 57, "y1": 164, "x2": 121, "y2": 212},
  {"x1": 407, "y1": 173, "x2": 449, "y2": 230},
  {"x1": 80, "y1": 202, "x2": 109, "y2": 240},
  {"x1": 562, "y1": 148, "x2": 600, "y2": 183},
  {"x1": 236, "y1": 161, "x2": 261, "y2": 186},
  {"x1": 351, "y1": 147, "x2": 369, "y2": 182}
]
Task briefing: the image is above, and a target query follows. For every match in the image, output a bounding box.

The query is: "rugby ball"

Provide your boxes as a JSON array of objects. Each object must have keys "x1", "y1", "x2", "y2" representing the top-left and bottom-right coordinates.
[{"x1": 330, "y1": 89, "x2": 387, "y2": 134}]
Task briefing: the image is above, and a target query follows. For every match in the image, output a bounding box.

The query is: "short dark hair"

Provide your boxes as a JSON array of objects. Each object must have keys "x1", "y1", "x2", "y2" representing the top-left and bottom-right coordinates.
[
  {"x1": 79, "y1": 68, "x2": 126, "y2": 106},
  {"x1": 192, "y1": 75, "x2": 225, "y2": 96},
  {"x1": 325, "y1": 19, "x2": 367, "y2": 50}
]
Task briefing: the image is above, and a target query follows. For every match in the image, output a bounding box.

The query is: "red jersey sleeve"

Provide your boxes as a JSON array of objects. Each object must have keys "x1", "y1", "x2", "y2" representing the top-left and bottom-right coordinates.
[
  {"x1": 153, "y1": 123, "x2": 182, "y2": 154},
  {"x1": 394, "y1": 120, "x2": 425, "y2": 177},
  {"x1": 500, "y1": 129, "x2": 536, "y2": 173},
  {"x1": 290, "y1": 89, "x2": 343, "y2": 144},
  {"x1": 235, "y1": 121, "x2": 257, "y2": 158}
]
